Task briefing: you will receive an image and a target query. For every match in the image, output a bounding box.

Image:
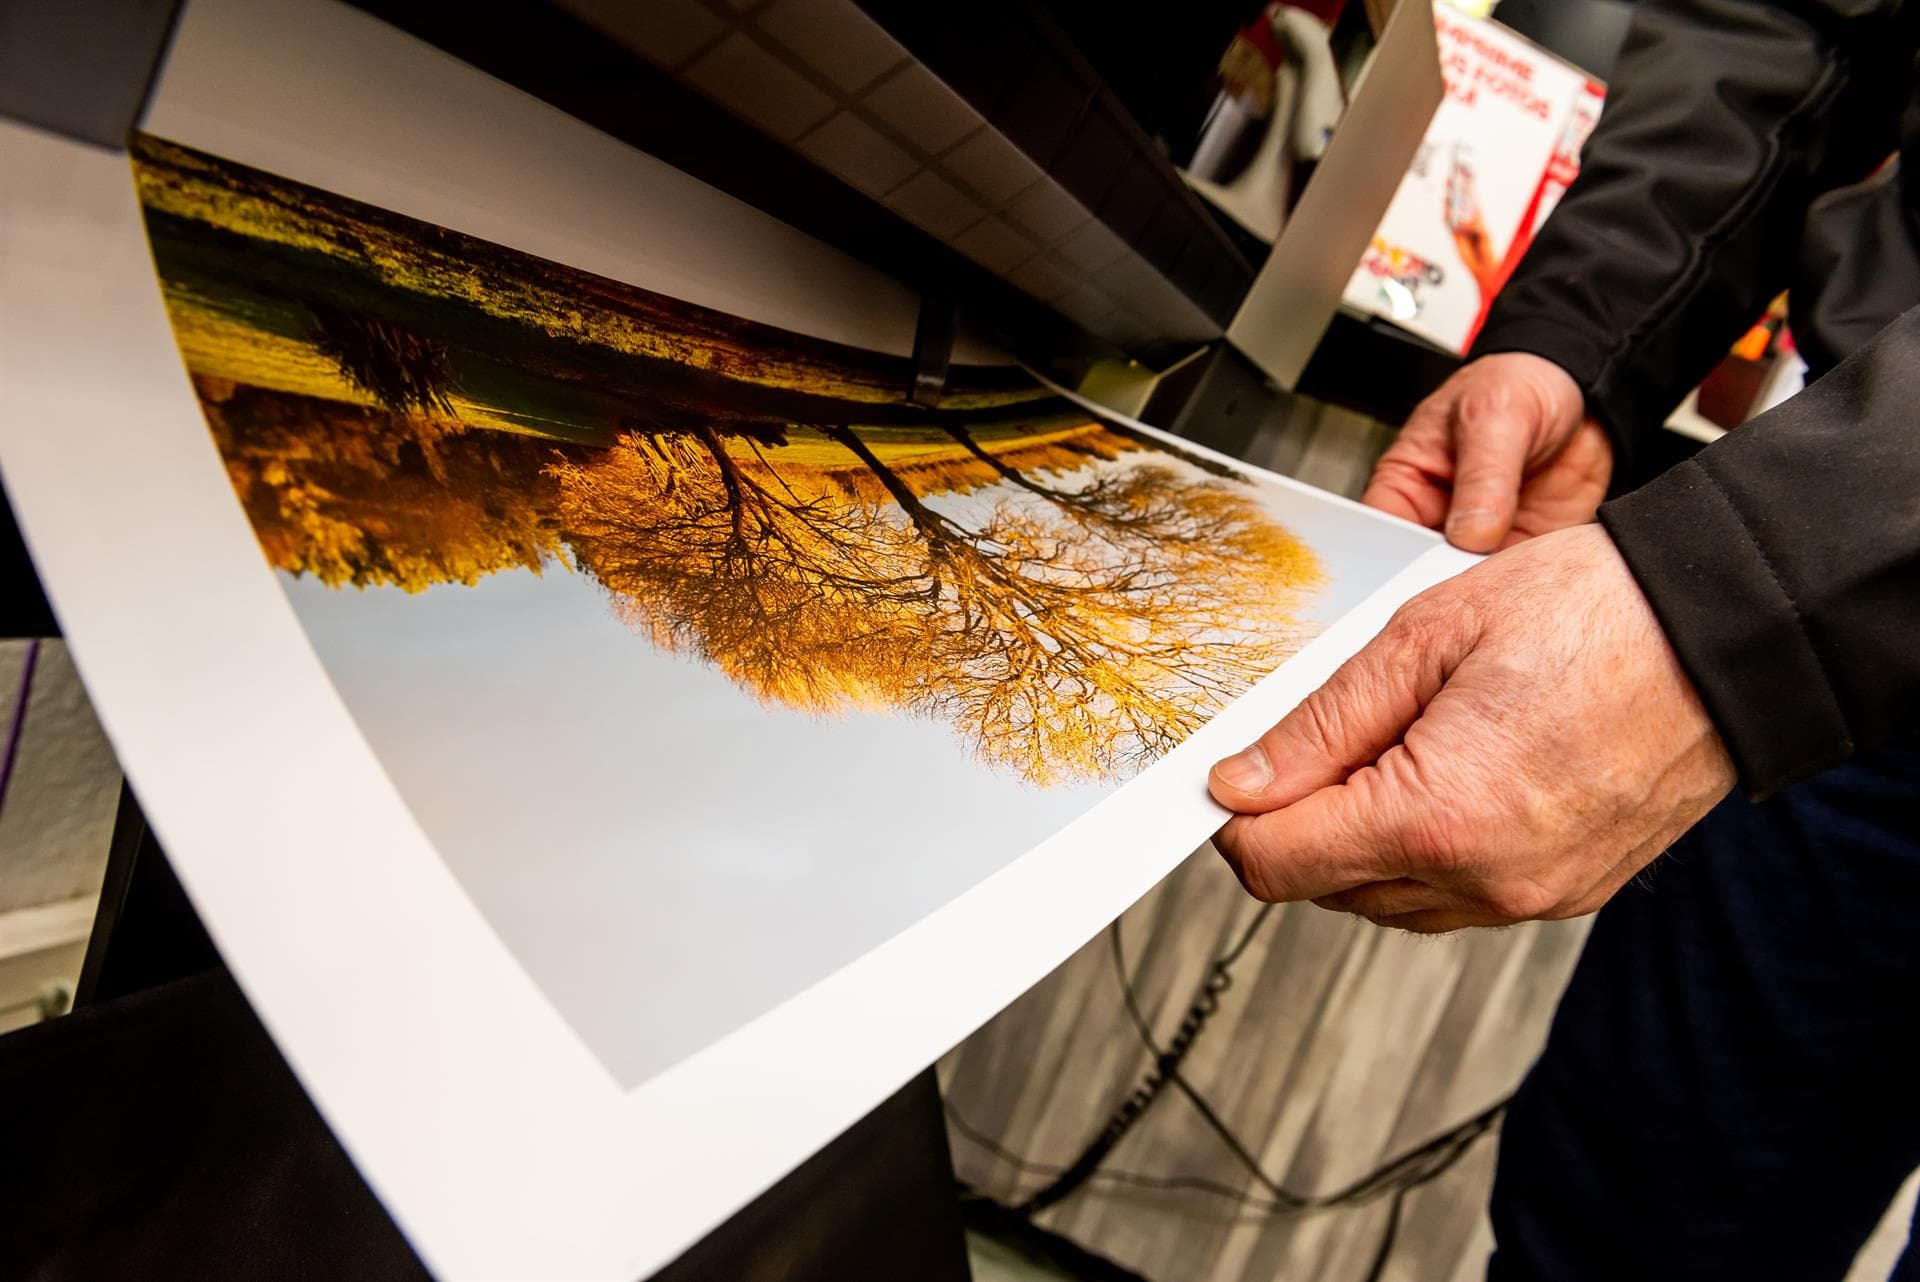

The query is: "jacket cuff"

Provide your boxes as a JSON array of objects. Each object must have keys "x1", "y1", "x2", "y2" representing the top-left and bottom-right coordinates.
[{"x1": 1599, "y1": 457, "x2": 1853, "y2": 798}]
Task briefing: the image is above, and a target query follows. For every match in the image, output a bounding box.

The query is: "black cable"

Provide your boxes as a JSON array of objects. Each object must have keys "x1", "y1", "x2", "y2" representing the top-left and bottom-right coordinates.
[
  {"x1": 1304, "y1": 1096, "x2": 1504, "y2": 1209},
  {"x1": 1362, "y1": 1184, "x2": 1410, "y2": 1282},
  {"x1": 1012, "y1": 905, "x2": 1275, "y2": 1216},
  {"x1": 1109, "y1": 909, "x2": 1508, "y2": 1211},
  {"x1": 1107, "y1": 908, "x2": 1313, "y2": 1209},
  {"x1": 949, "y1": 1072, "x2": 1503, "y2": 1215},
  {"x1": 944, "y1": 1100, "x2": 1064, "y2": 1177},
  {"x1": 954, "y1": 901, "x2": 1512, "y2": 1226},
  {"x1": 944, "y1": 1098, "x2": 1311, "y2": 1215}
]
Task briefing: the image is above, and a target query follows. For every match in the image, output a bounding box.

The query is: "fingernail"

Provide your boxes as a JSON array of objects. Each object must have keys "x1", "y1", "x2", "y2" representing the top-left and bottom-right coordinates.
[
  {"x1": 1446, "y1": 507, "x2": 1493, "y2": 533},
  {"x1": 1214, "y1": 744, "x2": 1272, "y2": 793}
]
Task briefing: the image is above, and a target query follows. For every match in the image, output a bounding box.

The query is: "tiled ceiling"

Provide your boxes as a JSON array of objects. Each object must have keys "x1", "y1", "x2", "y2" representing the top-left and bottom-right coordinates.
[{"x1": 553, "y1": 0, "x2": 1237, "y2": 354}]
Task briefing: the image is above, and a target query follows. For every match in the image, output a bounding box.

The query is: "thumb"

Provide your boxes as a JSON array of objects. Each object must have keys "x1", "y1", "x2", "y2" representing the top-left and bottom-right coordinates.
[
  {"x1": 1444, "y1": 400, "x2": 1529, "y2": 552},
  {"x1": 1209, "y1": 598, "x2": 1466, "y2": 814}
]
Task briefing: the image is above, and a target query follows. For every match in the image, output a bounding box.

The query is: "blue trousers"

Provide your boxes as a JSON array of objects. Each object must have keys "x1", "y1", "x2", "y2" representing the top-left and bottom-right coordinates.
[{"x1": 1487, "y1": 733, "x2": 1920, "y2": 1280}]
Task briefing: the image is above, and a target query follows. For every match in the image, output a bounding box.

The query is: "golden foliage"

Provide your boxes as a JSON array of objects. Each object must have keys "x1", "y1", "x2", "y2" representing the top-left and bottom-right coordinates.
[
  {"x1": 138, "y1": 132, "x2": 1329, "y2": 786},
  {"x1": 204, "y1": 380, "x2": 565, "y2": 591},
  {"x1": 202, "y1": 384, "x2": 1323, "y2": 781},
  {"x1": 555, "y1": 428, "x2": 1322, "y2": 785},
  {"x1": 552, "y1": 429, "x2": 930, "y2": 712},
  {"x1": 916, "y1": 468, "x2": 1321, "y2": 785}
]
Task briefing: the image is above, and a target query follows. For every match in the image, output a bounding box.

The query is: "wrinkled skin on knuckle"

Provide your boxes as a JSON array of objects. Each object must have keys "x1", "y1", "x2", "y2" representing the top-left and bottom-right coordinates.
[
  {"x1": 1366, "y1": 403, "x2": 1459, "y2": 529},
  {"x1": 1394, "y1": 758, "x2": 1547, "y2": 919},
  {"x1": 1327, "y1": 760, "x2": 1411, "y2": 869},
  {"x1": 1492, "y1": 353, "x2": 1583, "y2": 441},
  {"x1": 1533, "y1": 885, "x2": 1612, "y2": 922},
  {"x1": 1397, "y1": 784, "x2": 1476, "y2": 877},
  {"x1": 1380, "y1": 604, "x2": 1448, "y2": 678},
  {"x1": 1213, "y1": 820, "x2": 1280, "y2": 902},
  {"x1": 1392, "y1": 658, "x2": 1578, "y2": 916},
  {"x1": 1452, "y1": 380, "x2": 1513, "y2": 436},
  {"x1": 1356, "y1": 744, "x2": 1448, "y2": 863},
  {"x1": 1395, "y1": 582, "x2": 1484, "y2": 656},
  {"x1": 1294, "y1": 683, "x2": 1351, "y2": 759}
]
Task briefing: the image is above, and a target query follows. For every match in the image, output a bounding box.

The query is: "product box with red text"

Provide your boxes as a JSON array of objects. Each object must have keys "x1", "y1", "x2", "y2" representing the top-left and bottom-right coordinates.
[{"x1": 1341, "y1": 4, "x2": 1604, "y2": 354}]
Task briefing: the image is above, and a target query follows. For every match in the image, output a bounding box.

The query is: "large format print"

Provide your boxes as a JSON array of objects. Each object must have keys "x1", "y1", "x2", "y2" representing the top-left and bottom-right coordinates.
[{"x1": 132, "y1": 133, "x2": 1433, "y2": 1087}]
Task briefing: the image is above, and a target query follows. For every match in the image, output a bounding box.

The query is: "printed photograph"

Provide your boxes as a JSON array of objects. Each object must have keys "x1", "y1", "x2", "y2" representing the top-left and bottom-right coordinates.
[{"x1": 132, "y1": 133, "x2": 1436, "y2": 1086}]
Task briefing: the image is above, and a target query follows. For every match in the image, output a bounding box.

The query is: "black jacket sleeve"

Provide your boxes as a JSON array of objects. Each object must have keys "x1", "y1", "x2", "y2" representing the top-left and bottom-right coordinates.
[
  {"x1": 1466, "y1": 0, "x2": 1920, "y2": 796},
  {"x1": 1472, "y1": 0, "x2": 1910, "y2": 468},
  {"x1": 1598, "y1": 306, "x2": 1920, "y2": 794}
]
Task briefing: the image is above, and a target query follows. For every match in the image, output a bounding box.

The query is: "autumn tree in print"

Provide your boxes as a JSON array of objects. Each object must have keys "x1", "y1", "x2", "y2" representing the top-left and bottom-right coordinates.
[
  {"x1": 823, "y1": 424, "x2": 1317, "y2": 782},
  {"x1": 136, "y1": 131, "x2": 1331, "y2": 787},
  {"x1": 199, "y1": 379, "x2": 565, "y2": 591},
  {"x1": 555, "y1": 425, "x2": 1319, "y2": 784},
  {"x1": 910, "y1": 470, "x2": 1317, "y2": 784},
  {"x1": 553, "y1": 428, "x2": 931, "y2": 714}
]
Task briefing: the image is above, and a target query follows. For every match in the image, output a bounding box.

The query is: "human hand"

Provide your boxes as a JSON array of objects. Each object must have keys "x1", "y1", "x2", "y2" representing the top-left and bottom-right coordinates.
[
  {"x1": 1364, "y1": 352, "x2": 1612, "y2": 553},
  {"x1": 1206, "y1": 525, "x2": 1735, "y2": 933}
]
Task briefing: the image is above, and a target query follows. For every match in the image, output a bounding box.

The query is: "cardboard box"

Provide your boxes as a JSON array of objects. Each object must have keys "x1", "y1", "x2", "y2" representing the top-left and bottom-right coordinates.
[{"x1": 1339, "y1": 4, "x2": 1605, "y2": 354}]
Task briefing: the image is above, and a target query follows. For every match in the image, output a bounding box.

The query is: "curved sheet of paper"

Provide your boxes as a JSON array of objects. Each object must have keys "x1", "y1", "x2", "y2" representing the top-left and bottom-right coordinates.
[{"x1": 0, "y1": 0, "x2": 1475, "y2": 1276}]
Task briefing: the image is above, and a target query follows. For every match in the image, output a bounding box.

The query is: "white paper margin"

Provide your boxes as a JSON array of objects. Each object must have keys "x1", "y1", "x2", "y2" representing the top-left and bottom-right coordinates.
[{"x1": 0, "y1": 9, "x2": 1479, "y2": 1273}]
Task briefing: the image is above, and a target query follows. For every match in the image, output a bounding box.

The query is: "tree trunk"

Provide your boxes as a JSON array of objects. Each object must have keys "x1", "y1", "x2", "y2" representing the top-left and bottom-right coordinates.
[
  {"x1": 820, "y1": 424, "x2": 964, "y2": 547},
  {"x1": 693, "y1": 424, "x2": 750, "y2": 544},
  {"x1": 936, "y1": 425, "x2": 1066, "y2": 502}
]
